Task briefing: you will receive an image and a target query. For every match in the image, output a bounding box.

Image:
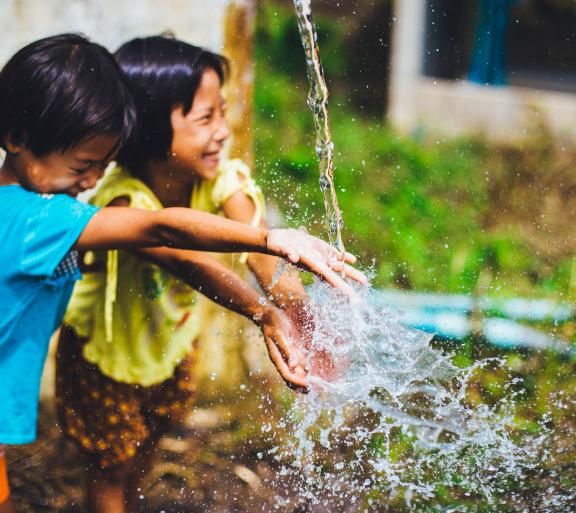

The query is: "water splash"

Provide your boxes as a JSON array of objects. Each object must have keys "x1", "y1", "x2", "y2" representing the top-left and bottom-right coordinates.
[
  {"x1": 266, "y1": 280, "x2": 549, "y2": 511},
  {"x1": 293, "y1": 0, "x2": 345, "y2": 255}
]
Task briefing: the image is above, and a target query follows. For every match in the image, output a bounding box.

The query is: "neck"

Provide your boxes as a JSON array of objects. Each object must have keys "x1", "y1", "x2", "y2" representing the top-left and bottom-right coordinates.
[{"x1": 140, "y1": 159, "x2": 195, "y2": 208}]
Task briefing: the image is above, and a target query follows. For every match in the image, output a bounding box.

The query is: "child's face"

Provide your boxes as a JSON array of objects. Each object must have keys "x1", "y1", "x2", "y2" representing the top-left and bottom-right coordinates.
[
  {"x1": 6, "y1": 134, "x2": 119, "y2": 197},
  {"x1": 169, "y1": 68, "x2": 230, "y2": 181}
]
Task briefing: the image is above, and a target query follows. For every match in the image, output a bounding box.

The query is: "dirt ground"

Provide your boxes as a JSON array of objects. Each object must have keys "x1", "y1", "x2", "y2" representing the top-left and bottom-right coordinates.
[{"x1": 6, "y1": 400, "x2": 308, "y2": 513}]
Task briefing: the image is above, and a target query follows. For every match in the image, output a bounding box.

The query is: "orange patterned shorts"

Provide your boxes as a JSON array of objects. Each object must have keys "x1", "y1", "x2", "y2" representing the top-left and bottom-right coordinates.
[{"x1": 55, "y1": 326, "x2": 197, "y2": 468}]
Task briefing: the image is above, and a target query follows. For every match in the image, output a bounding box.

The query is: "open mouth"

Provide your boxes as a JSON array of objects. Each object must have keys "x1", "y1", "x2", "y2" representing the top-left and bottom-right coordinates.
[{"x1": 202, "y1": 151, "x2": 221, "y2": 166}]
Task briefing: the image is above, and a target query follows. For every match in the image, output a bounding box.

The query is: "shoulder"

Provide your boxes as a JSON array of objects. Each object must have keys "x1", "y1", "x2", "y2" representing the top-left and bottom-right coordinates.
[
  {"x1": 0, "y1": 184, "x2": 55, "y2": 206},
  {"x1": 211, "y1": 159, "x2": 256, "y2": 203},
  {"x1": 0, "y1": 186, "x2": 95, "y2": 219},
  {"x1": 216, "y1": 159, "x2": 252, "y2": 182},
  {"x1": 92, "y1": 165, "x2": 161, "y2": 210}
]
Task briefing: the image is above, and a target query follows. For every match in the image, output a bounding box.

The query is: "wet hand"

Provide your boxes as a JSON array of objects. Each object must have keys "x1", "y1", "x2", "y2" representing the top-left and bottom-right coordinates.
[
  {"x1": 256, "y1": 305, "x2": 309, "y2": 392},
  {"x1": 266, "y1": 229, "x2": 367, "y2": 297},
  {"x1": 285, "y1": 302, "x2": 348, "y2": 385}
]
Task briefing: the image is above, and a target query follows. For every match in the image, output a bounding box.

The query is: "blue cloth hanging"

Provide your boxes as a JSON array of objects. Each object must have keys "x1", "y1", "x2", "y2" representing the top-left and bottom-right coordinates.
[{"x1": 469, "y1": 0, "x2": 517, "y2": 85}]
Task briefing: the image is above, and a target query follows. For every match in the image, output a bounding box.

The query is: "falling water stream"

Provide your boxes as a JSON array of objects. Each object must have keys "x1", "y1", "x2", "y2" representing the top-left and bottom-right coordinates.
[
  {"x1": 293, "y1": 0, "x2": 345, "y2": 255},
  {"x1": 261, "y1": 2, "x2": 576, "y2": 512}
]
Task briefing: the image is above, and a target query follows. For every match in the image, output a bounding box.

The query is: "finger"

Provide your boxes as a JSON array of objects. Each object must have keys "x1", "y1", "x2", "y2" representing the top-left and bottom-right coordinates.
[
  {"x1": 328, "y1": 249, "x2": 357, "y2": 266},
  {"x1": 287, "y1": 249, "x2": 300, "y2": 264},
  {"x1": 339, "y1": 263, "x2": 368, "y2": 285},
  {"x1": 320, "y1": 243, "x2": 356, "y2": 265},
  {"x1": 267, "y1": 337, "x2": 308, "y2": 389},
  {"x1": 271, "y1": 329, "x2": 300, "y2": 369},
  {"x1": 292, "y1": 365, "x2": 309, "y2": 392},
  {"x1": 303, "y1": 259, "x2": 357, "y2": 298},
  {"x1": 343, "y1": 251, "x2": 357, "y2": 264}
]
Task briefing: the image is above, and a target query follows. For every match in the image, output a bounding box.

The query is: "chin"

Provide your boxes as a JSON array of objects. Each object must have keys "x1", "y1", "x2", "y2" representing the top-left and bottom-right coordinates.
[{"x1": 199, "y1": 167, "x2": 219, "y2": 181}]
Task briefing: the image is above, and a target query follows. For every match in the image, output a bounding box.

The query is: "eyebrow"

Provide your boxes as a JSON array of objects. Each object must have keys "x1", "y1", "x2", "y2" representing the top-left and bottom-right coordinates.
[
  {"x1": 193, "y1": 99, "x2": 227, "y2": 116},
  {"x1": 194, "y1": 107, "x2": 214, "y2": 117}
]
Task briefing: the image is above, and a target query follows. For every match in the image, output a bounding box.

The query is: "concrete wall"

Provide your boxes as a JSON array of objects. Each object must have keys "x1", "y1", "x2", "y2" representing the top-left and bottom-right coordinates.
[
  {"x1": 394, "y1": 77, "x2": 576, "y2": 141},
  {"x1": 388, "y1": 0, "x2": 576, "y2": 140},
  {"x1": 0, "y1": 0, "x2": 229, "y2": 64}
]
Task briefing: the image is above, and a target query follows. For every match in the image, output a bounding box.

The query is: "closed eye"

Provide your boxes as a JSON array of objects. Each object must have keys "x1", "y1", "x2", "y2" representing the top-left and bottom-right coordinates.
[
  {"x1": 71, "y1": 166, "x2": 91, "y2": 174},
  {"x1": 71, "y1": 160, "x2": 108, "y2": 175}
]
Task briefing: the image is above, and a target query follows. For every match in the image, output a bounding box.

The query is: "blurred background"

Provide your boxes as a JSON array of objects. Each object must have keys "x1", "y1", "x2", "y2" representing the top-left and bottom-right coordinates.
[{"x1": 3, "y1": 0, "x2": 576, "y2": 511}]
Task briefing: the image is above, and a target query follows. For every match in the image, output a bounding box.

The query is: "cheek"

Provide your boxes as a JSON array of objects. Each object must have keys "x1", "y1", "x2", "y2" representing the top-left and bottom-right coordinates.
[
  {"x1": 51, "y1": 176, "x2": 77, "y2": 191},
  {"x1": 171, "y1": 128, "x2": 210, "y2": 160},
  {"x1": 40, "y1": 168, "x2": 76, "y2": 191}
]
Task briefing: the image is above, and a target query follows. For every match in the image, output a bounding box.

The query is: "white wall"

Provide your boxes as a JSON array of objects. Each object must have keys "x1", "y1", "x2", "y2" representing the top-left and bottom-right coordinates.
[{"x1": 0, "y1": 0, "x2": 231, "y2": 64}]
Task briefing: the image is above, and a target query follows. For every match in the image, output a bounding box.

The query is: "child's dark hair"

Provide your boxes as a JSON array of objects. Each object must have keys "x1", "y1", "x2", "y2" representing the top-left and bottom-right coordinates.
[
  {"x1": 0, "y1": 33, "x2": 136, "y2": 158},
  {"x1": 114, "y1": 34, "x2": 228, "y2": 171}
]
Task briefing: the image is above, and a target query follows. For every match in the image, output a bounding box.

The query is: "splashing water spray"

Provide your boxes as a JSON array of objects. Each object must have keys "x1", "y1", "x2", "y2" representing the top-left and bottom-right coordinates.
[
  {"x1": 255, "y1": 1, "x2": 573, "y2": 512},
  {"x1": 268, "y1": 282, "x2": 552, "y2": 511}
]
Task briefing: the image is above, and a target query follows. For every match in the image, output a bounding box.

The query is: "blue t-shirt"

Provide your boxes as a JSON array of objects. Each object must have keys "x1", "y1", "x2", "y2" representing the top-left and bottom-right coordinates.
[{"x1": 0, "y1": 185, "x2": 99, "y2": 444}]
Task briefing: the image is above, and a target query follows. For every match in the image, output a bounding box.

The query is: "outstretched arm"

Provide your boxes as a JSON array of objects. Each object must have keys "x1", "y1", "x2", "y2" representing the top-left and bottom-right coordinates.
[
  {"x1": 76, "y1": 206, "x2": 267, "y2": 253},
  {"x1": 75, "y1": 206, "x2": 366, "y2": 295},
  {"x1": 132, "y1": 245, "x2": 307, "y2": 390}
]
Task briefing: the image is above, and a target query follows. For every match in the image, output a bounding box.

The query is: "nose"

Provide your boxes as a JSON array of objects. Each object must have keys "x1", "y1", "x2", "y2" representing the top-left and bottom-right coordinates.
[
  {"x1": 78, "y1": 168, "x2": 104, "y2": 192},
  {"x1": 214, "y1": 116, "x2": 230, "y2": 144}
]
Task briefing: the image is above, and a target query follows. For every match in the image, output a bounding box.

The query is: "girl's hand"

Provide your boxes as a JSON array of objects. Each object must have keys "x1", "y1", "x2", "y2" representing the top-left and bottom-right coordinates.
[
  {"x1": 266, "y1": 229, "x2": 367, "y2": 297},
  {"x1": 255, "y1": 305, "x2": 308, "y2": 392},
  {"x1": 285, "y1": 302, "x2": 348, "y2": 385}
]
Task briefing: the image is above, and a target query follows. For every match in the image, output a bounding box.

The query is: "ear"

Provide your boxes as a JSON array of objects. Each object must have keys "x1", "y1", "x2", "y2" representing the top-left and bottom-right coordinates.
[{"x1": 3, "y1": 133, "x2": 25, "y2": 155}]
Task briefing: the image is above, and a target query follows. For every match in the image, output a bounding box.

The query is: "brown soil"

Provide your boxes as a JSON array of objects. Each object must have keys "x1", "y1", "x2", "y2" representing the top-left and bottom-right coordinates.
[{"x1": 6, "y1": 401, "x2": 300, "y2": 513}]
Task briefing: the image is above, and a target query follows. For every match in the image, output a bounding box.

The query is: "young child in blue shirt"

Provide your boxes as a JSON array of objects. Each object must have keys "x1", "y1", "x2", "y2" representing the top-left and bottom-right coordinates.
[{"x1": 0, "y1": 34, "x2": 365, "y2": 513}]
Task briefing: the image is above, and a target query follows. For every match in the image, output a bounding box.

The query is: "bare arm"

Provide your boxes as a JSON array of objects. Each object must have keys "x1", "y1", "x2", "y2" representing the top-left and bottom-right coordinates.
[
  {"x1": 133, "y1": 245, "x2": 307, "y2": 390},
  {"x1": 75, "y1": 206, "x2": 268, "y2": 254},
  {"x1": 131, "y1": 191, "x2": 315, "y2": 386},
  {"x1": 135, "y1": 245, "x2": 265, "y2": 320},
  {"x1": 75, "y1": 203, "x2": 366, "y2": 296}
]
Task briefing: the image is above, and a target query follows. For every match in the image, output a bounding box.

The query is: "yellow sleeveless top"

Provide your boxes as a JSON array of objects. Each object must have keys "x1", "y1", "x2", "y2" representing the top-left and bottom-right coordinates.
[{"x1": 64, "y1": 159, "x2": 265, "y2": 386}]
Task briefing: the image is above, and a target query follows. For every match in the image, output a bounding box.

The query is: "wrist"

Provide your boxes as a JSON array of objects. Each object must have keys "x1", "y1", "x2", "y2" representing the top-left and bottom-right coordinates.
[
  {"x1": 251, "y1": 302, "x2": 278, "y2": 327},
  {"x1": 263, "y1": 228, "x2": 272, "y2": 254}
]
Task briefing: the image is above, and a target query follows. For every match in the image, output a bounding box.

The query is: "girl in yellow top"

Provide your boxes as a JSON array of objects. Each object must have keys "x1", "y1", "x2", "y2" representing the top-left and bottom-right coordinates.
[{"x1": 55, "y1": 35, "x2": 364, "y2": 513}]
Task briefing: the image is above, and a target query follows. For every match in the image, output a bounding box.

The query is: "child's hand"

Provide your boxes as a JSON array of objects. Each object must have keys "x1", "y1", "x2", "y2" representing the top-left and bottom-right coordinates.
[
  {"x1": 266, "y1": 229, "x2": 367, "y2": 297},
  {"x1": 285, "y1": 302, "x2": 348, "y2": 385},
  {"x1": 255, "y1": 305, "x2": 308, "y2": 392}
]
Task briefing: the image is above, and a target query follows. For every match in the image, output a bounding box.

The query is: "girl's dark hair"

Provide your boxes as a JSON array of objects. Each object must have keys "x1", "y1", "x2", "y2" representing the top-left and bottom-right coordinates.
[
  {"x1": 0, "y1": 33, "x2": 136, "y2": 158},
  {"x1": 114, "y1": 34, "x2": 228, "y2": 171}
]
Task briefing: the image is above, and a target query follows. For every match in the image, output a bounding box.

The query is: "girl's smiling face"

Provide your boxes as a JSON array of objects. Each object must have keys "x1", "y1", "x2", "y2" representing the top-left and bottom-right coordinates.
[{"x1": 168, "y1": 68, "x2": 230, "y2": 182}]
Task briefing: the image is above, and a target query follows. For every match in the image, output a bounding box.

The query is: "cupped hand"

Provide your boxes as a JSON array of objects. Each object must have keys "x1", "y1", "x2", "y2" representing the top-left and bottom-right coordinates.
[
  {"x1": 285, "y1": 302, "x2": 348, "y2": 385},
  {"x1": 256, "y1": 305, "x2": 309, "y2": 392},
  {"x1": 266, "y1": 229, "x2": 367, "y2": 297}
]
